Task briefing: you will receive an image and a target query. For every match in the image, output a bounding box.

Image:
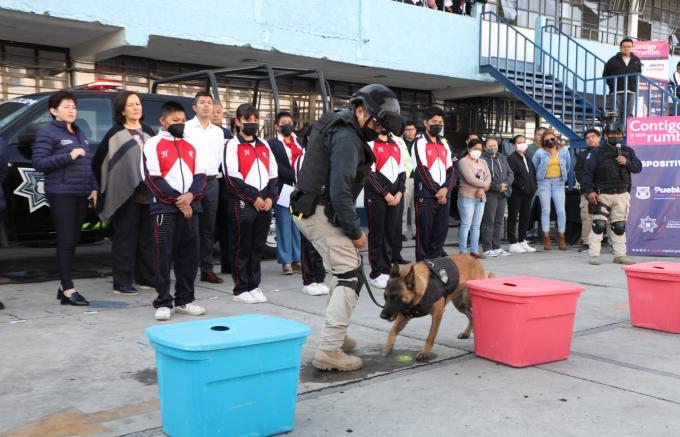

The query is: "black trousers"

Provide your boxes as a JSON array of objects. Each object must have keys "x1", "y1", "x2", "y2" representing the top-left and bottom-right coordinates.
[
  {"x1": 216, "y1": 179, "x2": 232, "y2": 273},
  {"x1": 111, "y1": 198, "x2": 155, "y2": 289},
  {"x1": 391, "y1": 199, "x2": 405, "y2": 262},
  {"x1": 480, "y1": 191, "x2": 507, "y2": 251},
  {"x1": 152, "y1": 213, "x2": 199, "y2": 309},
  {"x1": 365, "y1": 189, "x2": 400, "y2": 278},
  {"x1": 415, "y1": 196, "x2": 449, "y2": 261},
  {"x1": 507, "y1": 191, "x2": 533, "y2": 244},
  {"x1": 300, "y1": 234, "x2": 325, "y2": 286},
  {"x1": 229, "y1": 197, "x2": 271, "y2": 295},
  {"x1": 199, "y1": 178, "x2": 219, "y2": 273},
  {"x1": 48, "y1": 194, "x2": 88, "y2": 290}
]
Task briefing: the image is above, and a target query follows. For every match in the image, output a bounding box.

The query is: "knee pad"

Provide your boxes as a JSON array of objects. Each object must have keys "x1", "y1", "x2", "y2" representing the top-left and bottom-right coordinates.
[
  {"x1": 335, "y1": 268, "x2": 364, "y2": 296},
  {"x1": 611, "y1": 221, "x2": 626, "y2": 236},
  {"x1": 592, "y1": 220, "x2": 607, "y2": 235}
]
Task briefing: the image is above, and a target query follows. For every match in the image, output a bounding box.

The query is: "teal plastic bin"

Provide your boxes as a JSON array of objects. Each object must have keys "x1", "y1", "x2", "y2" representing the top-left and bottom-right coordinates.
[{"x1": 145, "y1": 314, "x2": 311, "y2": 437}]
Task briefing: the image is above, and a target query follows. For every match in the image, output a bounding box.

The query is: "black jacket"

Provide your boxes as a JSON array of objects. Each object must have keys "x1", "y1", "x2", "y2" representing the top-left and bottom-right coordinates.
[
  {"x1": 506, "y1": 151, "x2": 536, "y2": 196},
  {"x1": 268, "y1": 135, "x2": 302, "y2": 194},
  {"x1": 581, "y1": 143, "x2": 642, "y2": 194},
  {"x1": 574, "y1": 147, "x2": 596, "y2": 187},
  {"x1": 603, "y1": 53, "x2": 642, "y2": 93}
]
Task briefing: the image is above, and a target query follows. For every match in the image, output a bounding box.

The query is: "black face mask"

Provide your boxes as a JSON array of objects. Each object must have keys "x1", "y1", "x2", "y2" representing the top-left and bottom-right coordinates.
[
  {"x1": 428, "y1": 124, "x2": 443, "y2": 137},
  {"x1": 280, "y1": 124, "x2": 294, "y2": 136},
  {"x1": 380, "y1": 128, "x2": 389, "y2": 136},
  {"x1": 544, "y1": 138, "x2": 557, "y2": 148},
  {"x1": 361, "y1": 125, "x2": 380, "y2": 142},
  {"x1": 168, "y1": 123, "x2": 185, "y2": 139},
  {"x1": 607, "y1": 135, "x2": 623, "y2": 146},
  {"x1": 242, "y1": 122, "x2": 259, "y2": 137}
]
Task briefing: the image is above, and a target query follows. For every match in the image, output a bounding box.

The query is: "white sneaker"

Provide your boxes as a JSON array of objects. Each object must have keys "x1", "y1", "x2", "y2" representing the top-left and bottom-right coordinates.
[
  {"x1": 508, "y1": 243, "x2": 527, "y2": 253},
  {"x1": 154, "y1": 307, "x2": 172, "y2": 321},
  {"x1": 249, "y1": 288, "x2": 268, "y2": 303},
  {"x1": 482, "y1": 250, "x2": 498, "y2": 258},
  {"x1": 521, "y1": 241, "x2": 537, "y2": 253},
  {"x1": 175, "y1": 303, "x2": 206, "y2": 316},
  {"x1": 302, "y1": 283, "x2": 326, "y2": 296},
  {"x1": 369, "y1": 275, "x2": 388, "y2": 289},
  {"x1": 316, "y1": 283, "x2": 330, "y2": 294},
  {"x1": 233, "y1": 291, "x2": 258, "y2": 304},
  {"x1": 496, "y1": 248, "x2": 511, "y2": 256}
]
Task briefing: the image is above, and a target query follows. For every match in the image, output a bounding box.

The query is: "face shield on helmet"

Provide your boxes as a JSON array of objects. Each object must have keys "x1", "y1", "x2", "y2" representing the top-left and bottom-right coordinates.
[{"x1": 351, "y1": 84, "x2": 404, "y2": 136}]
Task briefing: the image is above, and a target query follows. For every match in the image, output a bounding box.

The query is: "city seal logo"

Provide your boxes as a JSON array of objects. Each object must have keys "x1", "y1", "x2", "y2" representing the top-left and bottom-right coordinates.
[
  {"x1": 13, "y1": 167, "x2": 49, "y2": 213},
  {"x1": 638, "y1": 216, "x2": 658, "y2": 234},
  {"x1": 635, "y1": 186, "x2": 651, "y2": 200}
]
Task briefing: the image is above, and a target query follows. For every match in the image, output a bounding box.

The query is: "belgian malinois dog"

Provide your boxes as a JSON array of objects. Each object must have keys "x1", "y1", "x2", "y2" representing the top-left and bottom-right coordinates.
[{"x1": 380, "y1": 254, "x2": 493, "y2": 361}]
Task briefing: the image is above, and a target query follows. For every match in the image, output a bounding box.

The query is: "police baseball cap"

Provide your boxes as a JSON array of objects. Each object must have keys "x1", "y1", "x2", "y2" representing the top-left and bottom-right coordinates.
[{"x1": 350, "y1": 84, "x2": 404, "y2": 135}]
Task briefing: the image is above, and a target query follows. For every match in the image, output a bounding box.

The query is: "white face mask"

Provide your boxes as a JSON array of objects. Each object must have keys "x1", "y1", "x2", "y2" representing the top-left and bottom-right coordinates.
[
  {"x1": 469, "y1": 150, "x2": 482, "y2": 159},
  {"x1": 516, "y1": 143, "x2": 528, "y2": 152}
]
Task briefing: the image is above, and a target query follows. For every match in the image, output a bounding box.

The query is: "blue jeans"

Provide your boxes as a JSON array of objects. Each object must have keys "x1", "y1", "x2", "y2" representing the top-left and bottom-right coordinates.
[
  {"x1": 275, "y1": 203, "x2": 300, "y2": 265},
  {"x1": 537, "y1": 178, "x2": 566, "y2": 233},
  {"x1": 457, "y1": 196, "x2": 486, "y2": 254}
]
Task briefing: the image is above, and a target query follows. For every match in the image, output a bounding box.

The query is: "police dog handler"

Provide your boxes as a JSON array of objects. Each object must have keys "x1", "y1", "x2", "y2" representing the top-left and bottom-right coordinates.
[
  {"x1": 582, "y1": 117, "x2": 642, "y2": 265},
  {"x1": 292, "y1": 84, "x2": 403, "y2": 371}
]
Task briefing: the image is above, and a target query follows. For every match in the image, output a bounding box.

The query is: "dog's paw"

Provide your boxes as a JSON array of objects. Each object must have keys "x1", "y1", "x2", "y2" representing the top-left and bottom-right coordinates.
[
  {"x1": 382, "y1": 347, "x2": 393, "y2": 357},
  {"x1": 457, "y1": 332, "x2": 470, "y2": 339},
  {"x1": 416, "y1": 351, "x2": 431, "y2": 361}
]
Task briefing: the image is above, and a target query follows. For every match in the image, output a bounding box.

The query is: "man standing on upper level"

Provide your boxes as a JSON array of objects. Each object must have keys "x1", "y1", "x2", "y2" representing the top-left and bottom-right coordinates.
[{"x1": 603, "y1": 38, "x2": 642, "y2": 119}]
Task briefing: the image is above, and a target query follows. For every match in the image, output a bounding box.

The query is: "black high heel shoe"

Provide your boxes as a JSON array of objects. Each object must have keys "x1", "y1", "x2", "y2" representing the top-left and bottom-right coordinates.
[{"x1": 60, "y1": 291, "x2": 89, "y2": 306}]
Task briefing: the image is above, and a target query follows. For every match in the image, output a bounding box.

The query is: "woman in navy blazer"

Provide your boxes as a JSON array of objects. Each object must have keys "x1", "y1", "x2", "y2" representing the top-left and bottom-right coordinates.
[{"x1": 32, "y1": 90, "x2": 98, "y2": 306}]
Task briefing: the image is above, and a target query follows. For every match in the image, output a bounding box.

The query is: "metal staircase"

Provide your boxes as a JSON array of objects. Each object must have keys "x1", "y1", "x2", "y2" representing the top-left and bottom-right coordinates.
[{"x1": 479, "y1": 11, "x2": 680, "y2": 148}]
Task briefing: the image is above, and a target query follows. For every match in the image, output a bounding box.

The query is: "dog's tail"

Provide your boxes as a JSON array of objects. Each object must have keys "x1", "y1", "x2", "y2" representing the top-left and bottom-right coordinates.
[{"x1": 487, "y1": 272, "x2": 496, "y2": 279}]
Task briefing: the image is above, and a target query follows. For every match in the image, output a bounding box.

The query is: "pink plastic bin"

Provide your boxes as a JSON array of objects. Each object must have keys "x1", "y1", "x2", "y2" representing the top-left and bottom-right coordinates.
[
  {"x1": 623, "y1": 262, "x2": 680, "y2": 334},
  {"x1": 467, "y1": 275, "x2": 584, "y2": 367}
]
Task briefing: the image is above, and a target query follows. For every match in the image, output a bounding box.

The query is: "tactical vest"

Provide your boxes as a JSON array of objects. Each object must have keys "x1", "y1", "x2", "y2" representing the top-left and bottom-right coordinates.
[
  {"x1": 402, "y1": 257, "x2": 460, "y2": 319},
  {"x1": 594, "y1": 145, "x2": 632, "y2": 193},
  {"x1": 296, "y1": 110, "x2": 374, "y2": 202}
]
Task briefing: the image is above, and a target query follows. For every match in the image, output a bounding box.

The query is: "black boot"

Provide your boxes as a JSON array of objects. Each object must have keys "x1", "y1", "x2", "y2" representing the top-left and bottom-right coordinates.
[{"x1": 60, "y1": 291, "x2": 90, "y2": 306}]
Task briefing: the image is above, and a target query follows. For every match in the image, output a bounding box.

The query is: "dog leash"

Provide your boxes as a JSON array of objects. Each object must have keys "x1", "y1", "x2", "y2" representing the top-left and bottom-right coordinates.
[{"x1": 359, "y1": 255, "x2": 384, "y2": 309}]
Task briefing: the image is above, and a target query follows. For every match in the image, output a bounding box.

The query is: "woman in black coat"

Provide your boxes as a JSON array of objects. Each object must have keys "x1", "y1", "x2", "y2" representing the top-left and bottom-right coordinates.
[
  {"x1": 506, "y1": 134, "x2": 537, "y2": 254},
  {"x1": 32, "y1": 90, "x2": 98, "y2": 306},
  {"x1": 93, "y1": 91, "x2": 156, "y2": 296}
]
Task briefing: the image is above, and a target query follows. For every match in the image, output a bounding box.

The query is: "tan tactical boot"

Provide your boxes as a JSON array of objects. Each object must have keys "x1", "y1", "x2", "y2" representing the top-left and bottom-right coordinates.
[
  {"x1": 313, "y1": 349, "x2": 363, "y2": 371},
  {"x1": 341, "y1": 336, "x2": 357, "y2": 352},
  {"x1": 613, "y1": 256, "x2": 636, "y2": 265},
  {"x1": 543, "y1": 235, "x2": 552, "y2": 251},
  {"x1": 558, "y1": 233, "x2": 567, "y2": 250},
  {"x1": 589, "y1": 256, "x2": 600, "y2": 265}
]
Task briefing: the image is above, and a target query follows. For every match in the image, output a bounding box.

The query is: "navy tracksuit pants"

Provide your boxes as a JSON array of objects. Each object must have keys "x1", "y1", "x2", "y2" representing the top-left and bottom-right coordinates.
[
  {"x1": 152, "y1": 212, "x2": 199, "y2": 309},
  {"x1": 301, "y1": 234, "x2": 325, "y2": 286},
  {"x1": 47, "y1": 194, "x2": 88, "y2": 291},
  {"x1": 415, "y1": 196, "x2": 450, "y2": 261},
  {"x1": 216, "y1": 178, "x2": 232, "y2": 274},
  {"x1": 229, "y1": 197, "x2": 271, "y2": 295},
  {"x1": 364, "y1": 189, "x2": 400, "y2": 279}
]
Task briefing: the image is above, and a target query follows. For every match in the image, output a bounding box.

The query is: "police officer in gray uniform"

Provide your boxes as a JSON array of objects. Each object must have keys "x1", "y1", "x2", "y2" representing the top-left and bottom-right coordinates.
[
  {"x1": 581, "y1": 117, "x2": 642, "y2": 265},
  {"x1": 292, "y1": 84, "x2": 402, "y2": 371}
]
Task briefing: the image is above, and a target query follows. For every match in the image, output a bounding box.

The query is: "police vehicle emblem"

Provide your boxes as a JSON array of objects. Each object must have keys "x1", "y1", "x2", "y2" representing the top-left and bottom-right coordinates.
[{"x1": 13, "y1": 167, "x2": 49, "y2": 213}]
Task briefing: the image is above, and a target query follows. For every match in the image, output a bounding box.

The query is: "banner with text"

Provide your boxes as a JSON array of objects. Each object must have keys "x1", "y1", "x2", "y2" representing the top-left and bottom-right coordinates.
[
  {"x1": 633, "y1": 41, "x2": 669, "y2": 117},
  {"x1": 626, "y1": 116, "x2": 680, "y2": 256}
]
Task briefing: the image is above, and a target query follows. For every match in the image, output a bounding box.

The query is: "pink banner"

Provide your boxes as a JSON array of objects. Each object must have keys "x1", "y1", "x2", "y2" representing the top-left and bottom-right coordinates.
[
  {"x1": 627, "y1": 116, "x2": 680, "y2": 146},
  {"x1": 633, "y1": 40, "x2": 670, "y2": 60}
]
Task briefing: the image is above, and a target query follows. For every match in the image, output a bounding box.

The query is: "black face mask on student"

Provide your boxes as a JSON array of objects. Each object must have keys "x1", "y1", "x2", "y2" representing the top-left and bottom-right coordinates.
[
  {"x1": 167, "y1": 123, "x2": 185, "y2": 138},
  {"x1": 280, "y1": 124, "x2": 295, "y2": 136},
  {"x1": 362, "y1": 125, "x2": 380, "y2": 142},
  {"x1": 242, "y1": 123, "x2": 259, "y2": 137},
  {"x1": 428, "y1": 124, "x2": 443, "y2": 137}
]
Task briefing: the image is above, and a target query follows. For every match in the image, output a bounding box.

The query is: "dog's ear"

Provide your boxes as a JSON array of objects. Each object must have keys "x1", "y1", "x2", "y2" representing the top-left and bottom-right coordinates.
[
  {"x1": 390, "y1": 263, "x2": 401, "y2": 278},
  {"x1": 405, "y1": 265, "x2": 416, "y2": 289}
]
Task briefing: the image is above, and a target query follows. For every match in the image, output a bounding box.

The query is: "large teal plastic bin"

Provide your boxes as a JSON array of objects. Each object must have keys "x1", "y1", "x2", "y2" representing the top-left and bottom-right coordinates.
[{"x1": 145, "y1": 314, "x2": 311, "y2": 437}]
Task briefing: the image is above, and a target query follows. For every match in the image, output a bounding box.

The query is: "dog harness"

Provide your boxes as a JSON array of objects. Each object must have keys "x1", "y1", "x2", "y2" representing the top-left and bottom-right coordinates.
[{"x1": 402, "y1": 257, "x2": 460, "y2": 319}]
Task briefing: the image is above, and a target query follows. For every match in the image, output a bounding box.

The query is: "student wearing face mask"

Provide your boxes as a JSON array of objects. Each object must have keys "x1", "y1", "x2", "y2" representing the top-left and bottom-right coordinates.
[
  {"x1": 532, "y1": 130, "x2": 571, "y2": 250},
  {"x1": 268, "y1": 111, "x2": 303, "y2": 276},
  {"x1": 413, "y1": 106, "x2": 456, "y2": 261},
  {"x1": 364, "y1": 129, "x2": 406, "y2": 289},
  {"x1": 480, "y1": 137, "x2": 514, "y2": 257},
  {"x1": 456, "y1": 138, "x2": 491, "y2": 258},
  {"x1": 224, "y1": 104, "x2": 279, "y2": 304},
  {"x1": 506, "y1": 135, "x2": 537, "y2": 253}
]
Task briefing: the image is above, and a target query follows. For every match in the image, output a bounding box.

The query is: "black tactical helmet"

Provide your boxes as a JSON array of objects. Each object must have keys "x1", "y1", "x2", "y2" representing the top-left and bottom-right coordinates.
[
  {"x1": 350, "y1": 84, "x2": 404, "y2": 135},
  {"x1": 603, "y1": 115, "x2": 625, "y2": 134}
]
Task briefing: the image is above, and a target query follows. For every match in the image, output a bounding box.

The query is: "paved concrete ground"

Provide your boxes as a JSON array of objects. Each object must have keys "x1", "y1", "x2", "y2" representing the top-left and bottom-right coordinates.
[{"x1": 1, "y1": 234, "x2": 679, "y2": 437}]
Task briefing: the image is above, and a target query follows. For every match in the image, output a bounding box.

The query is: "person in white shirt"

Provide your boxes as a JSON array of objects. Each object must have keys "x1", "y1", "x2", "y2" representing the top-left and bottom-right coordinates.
[{"x1": 184, "y1": 92, "x2": 226, "y2": 284}]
